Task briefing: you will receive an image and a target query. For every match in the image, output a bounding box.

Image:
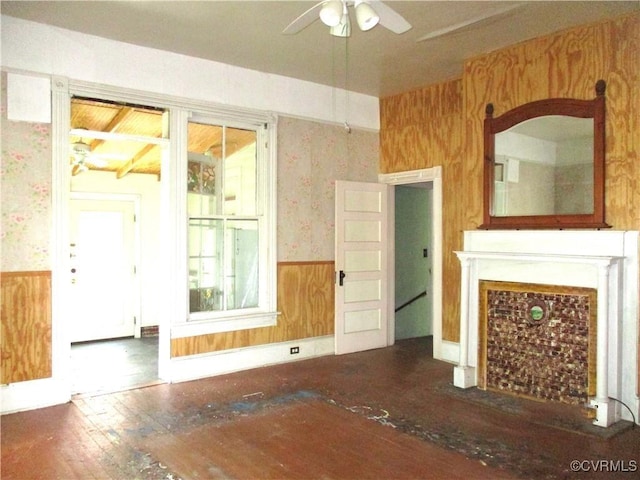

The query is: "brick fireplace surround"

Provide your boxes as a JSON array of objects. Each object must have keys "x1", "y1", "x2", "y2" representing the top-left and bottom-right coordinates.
[
  {"x1": 453, "y1": 231, "x2": 639, "y2": 428},
  {"x1": 479, "y1": 281, "x2": 597, "y2": 406}
]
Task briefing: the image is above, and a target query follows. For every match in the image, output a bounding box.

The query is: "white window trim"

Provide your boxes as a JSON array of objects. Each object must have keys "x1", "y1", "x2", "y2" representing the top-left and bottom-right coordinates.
[
  {"x1": 179, "y1": 115, "x2": 278, "y2": 334},
  {"x1": 171, "y1": 312, "x2": 279, "y2": 339},
  {"x1": 52, "y1": 78, "x2": 278, "y2": 385}
]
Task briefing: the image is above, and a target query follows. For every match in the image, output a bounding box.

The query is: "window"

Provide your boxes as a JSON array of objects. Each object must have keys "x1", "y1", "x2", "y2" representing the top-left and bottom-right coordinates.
[{"x1": 186, "y1": 117, "x2": 275, "y2": 327}]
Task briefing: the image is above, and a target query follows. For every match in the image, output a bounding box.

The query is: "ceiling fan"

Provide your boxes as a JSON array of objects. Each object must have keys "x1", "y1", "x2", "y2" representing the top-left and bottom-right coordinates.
[
  {"x1": 283, "y1": 0, "x2": 412, "y2": 37},
  {"x1": 70, "y1": 134, "x2": 128, "y2": 174},
  {"x1": 70, "y1": 140, "x2": 107, "y2": 172}
]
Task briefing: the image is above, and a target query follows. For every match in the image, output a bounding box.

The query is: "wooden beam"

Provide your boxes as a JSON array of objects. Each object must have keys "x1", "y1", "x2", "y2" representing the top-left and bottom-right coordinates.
[
  {"x1": 89, "y1": 106, "x2": 135, "y2": 150},
  {"x1": 116, "y1": 143, "x2": 156, "y2": 179}
]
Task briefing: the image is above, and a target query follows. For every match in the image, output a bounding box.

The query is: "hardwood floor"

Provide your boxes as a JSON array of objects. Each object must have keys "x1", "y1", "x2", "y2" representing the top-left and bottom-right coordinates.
[{"x1": 2, "y1": 337, "x2": 639, "y2": 479}]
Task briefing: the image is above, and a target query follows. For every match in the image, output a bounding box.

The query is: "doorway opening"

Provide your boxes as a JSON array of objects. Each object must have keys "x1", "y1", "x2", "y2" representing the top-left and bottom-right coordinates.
[
  {"x1": 394, "y1": 183, "x2": 433, "y2": 346},
  {"x1": 70, "y1": 337, "x2": 159, "y2": 395},
  {"x1": 379, "y1": 166, "x2": 443, "y2": 360},
  {"x1": 68, "y1": 97, "x2": 165, "y2": 395}
]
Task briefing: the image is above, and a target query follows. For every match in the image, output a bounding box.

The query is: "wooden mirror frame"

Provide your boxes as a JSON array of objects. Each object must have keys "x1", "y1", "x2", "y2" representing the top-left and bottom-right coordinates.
[{"x1": 481, "y1": 80, "x2": 609, "y2": 229}]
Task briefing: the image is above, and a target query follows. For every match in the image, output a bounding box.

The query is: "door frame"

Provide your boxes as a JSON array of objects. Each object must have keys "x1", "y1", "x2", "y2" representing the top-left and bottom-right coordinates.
[
  {"x1": 69, "y1": 192, "x2": 142, "y2": 339},
  {"x1": 378, "y1": 167, "x2": 443, "y2": 359},
  {"x1": 51, "y1": 78, "x2": 172, "y2": 399}
]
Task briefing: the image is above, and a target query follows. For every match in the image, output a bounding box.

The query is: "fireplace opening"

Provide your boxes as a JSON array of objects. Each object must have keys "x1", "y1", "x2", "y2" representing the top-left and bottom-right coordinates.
[{"x1": 478, "y1": 281, "x2": 597, "y2": 406}]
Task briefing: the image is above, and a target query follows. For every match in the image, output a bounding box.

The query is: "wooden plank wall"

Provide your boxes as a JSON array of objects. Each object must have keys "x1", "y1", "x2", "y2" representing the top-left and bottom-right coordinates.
[
  {"x1": 380, "y1": 80, "x2": 465, "y2": 342},
  {"x1": 171, "y1": 262, "x2": 335, "y2": 357},
  {"x1": 379, "y1": 12, "x2": 639, "y2": 344},
  {"x1": 1, "y1": 271, "x2": 52, "y2": 384},
  {"x1": 462, "y1": 12, "x2": 640, "y2": 231}
]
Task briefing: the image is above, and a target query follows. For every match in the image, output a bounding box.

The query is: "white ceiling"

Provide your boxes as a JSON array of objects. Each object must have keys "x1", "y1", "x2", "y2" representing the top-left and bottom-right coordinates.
[{"x1": 2, "y1": 1, "x2": 638, "y2": 98}]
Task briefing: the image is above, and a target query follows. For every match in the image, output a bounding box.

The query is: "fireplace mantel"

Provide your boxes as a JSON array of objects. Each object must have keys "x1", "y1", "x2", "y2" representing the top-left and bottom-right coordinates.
[
  {"x1": 453, "y1": 230, "x2": 639, "y2": 428},
  {"x1": 456, "y1": 251, "x2": 621, "y2": 266}
]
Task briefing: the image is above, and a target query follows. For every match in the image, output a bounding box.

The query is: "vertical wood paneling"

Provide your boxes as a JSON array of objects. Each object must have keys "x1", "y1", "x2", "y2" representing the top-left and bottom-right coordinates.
[
  {"x1": 171, "y1": 262, "x2": 334, "y2": 357},
  {"x1": 1, "y1": 271, "x2": 52, "y2": 384},
  {"x1": 380, "y1": 79, "x2": 465, "y2": 341},
  {"x1": 380, "y1": 13, "x2": 639, "y2": 344},
  {"x1": 380, "y1": 80, "x2": 464, "y2": 131},
  {"x1": 603, "y1": 15, "x2": 640, "y2": 230},
  {"x1": 463, "y1": 13, "x2": 639, "y2": 230},
  {"x1": 380, "y1": 80, "x2": 463, "y2": 173}
]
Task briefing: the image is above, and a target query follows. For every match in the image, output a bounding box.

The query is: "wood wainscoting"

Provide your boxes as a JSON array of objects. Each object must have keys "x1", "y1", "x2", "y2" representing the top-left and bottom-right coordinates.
[
  {"x1": 171, "y1": 261, "x2": 335, "y2": 357},
  {"x1": 1, "y1": 271, "x2": 52, "y2": 384}
]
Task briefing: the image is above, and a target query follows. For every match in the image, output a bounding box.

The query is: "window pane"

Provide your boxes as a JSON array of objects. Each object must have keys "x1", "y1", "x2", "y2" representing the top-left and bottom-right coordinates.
[
  {"x1": 187, "y1": 120, "x2": 261, "y2": 318},
  {"x1": 224, "y1": 128, "x2": 257, "y2": 216},
  {"x1": 188, "y1": 218, "x2": 223, "y2": 313},
  {"x1": 225, "y1": 219, "x2": 259, "y2": 309},
  {"x1": 188, "y1": 122, "x2": 223, "y2": 216}
]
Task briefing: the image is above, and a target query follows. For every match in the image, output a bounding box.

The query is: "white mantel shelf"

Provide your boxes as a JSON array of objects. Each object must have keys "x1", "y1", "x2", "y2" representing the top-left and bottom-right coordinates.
[
  {"x1": 453, "y1": 230, "x2": 639, "y2": 429},
  {"x1": 456, "y1": 251, "x2": 622, "y2": 266}
]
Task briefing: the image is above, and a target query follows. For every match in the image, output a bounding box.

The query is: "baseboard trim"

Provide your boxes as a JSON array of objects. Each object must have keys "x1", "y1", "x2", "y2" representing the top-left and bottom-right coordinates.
[
  {"x1": 167, "y1": 336, "x2": 335, "y2": 384},
  {"x1": 1, "y1": 377, "x2": 70, "y2": 414}
]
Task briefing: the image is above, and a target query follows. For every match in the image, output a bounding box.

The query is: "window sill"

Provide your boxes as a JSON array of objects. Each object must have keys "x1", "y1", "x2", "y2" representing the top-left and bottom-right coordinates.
[{"x1": 171, "y1": 311, "x2": 279, "y2": 339}]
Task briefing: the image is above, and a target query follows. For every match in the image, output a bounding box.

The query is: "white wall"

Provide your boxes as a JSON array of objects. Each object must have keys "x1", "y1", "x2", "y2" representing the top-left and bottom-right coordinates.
[
  {"x1": 0, "y1": 15, "x2": 379, "y2": 131},
  {"x1": 71, "y1": 171, "x2": 162, "y2": 328}
]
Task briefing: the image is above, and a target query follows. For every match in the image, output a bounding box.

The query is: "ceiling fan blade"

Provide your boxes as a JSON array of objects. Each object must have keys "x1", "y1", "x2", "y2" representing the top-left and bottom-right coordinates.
[
  {"x1": 371, "y1": 1, "x2": 412, "y2": 34},
  {"x1": 85, "y1": 156, "x2": 109, "y2": 168},
  {"x1": 71, "y1": 163, "x2": 86, "y2": 176},
  {"x1": 283, "y1": 1, "x2": 324, "y2": 34},
  {"x1": 91, "y1": 152, "x2": 130, "y2": 161},
  {"x1": 416, "y1": 4, "x2": 521, "y2": 42}
]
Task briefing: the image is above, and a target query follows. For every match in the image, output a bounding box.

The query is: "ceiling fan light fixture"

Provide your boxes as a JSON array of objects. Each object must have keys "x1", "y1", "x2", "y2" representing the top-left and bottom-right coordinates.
[
  {"x1": 355, "y1": 1, "x2": 379, "y2": 31},
  {"x1": 72, "y1": 140, "x2": 91, "y2": 157},
  {"x1": 330, "y1": 12, "x2": 351, "y2": 37},
  {"x1": 319, "y1": 0, "x2": 343, "y2": 27}
]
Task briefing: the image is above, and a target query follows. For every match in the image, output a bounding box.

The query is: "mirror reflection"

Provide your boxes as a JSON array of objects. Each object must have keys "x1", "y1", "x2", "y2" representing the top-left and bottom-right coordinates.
[{"x1": 493, "y1": 115, "x2": 594, "y2": 217}]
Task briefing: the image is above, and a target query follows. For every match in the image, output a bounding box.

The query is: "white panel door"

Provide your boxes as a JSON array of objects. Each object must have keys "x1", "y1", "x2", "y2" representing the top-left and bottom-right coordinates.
[
  {"x1": 69, "y1": 199, "x2": 136, "y2": 342},
  {"x1": 335, "y1": 181, "x2": 389, "y2": 355}
]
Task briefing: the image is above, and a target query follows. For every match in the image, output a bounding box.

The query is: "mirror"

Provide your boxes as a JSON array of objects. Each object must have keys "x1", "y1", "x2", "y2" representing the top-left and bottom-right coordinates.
[{"x1": 481, "y1": 80, "x2": 609, "y2": 229}]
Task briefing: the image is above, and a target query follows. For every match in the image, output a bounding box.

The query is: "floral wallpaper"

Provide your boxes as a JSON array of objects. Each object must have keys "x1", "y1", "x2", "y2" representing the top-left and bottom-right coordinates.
[
  {"x1": 277, "y1": 116, "x2": 379, "y2": 262},
  {"x1": 0, "y1": 72, "x2": 378, "y2": 270},
  {"x1": 1, "y1": 73, "x2": 52, "y2": 272}
]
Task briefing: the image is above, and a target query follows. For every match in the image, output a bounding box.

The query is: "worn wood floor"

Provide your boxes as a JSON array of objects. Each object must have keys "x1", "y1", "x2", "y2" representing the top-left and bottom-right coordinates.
[{"x1": 2, "y1": 337, "x2": 639, "y2": 479}]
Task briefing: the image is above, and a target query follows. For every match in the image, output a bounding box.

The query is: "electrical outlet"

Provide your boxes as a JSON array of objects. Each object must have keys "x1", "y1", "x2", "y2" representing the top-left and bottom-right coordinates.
[{"x1": 290, "y1": 346, "x2": 300, "y2": 354}]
